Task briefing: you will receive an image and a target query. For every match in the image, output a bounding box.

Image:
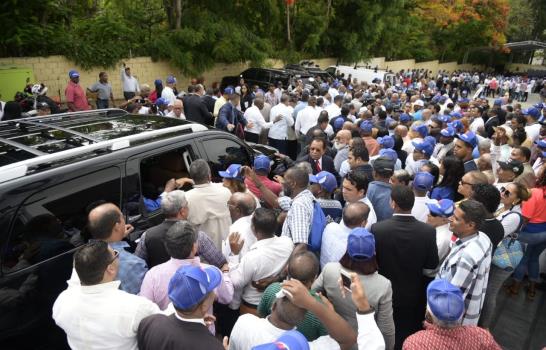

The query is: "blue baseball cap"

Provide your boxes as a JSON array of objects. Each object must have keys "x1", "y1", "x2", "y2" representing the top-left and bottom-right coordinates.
[
  {"x1": 456, "y1": 131, "x2": 477, "y2": 148},
  {"x1": 400, "y1": 113, "x2": 411, "y2": 123},
  {"x1": 360, "y1": 120, "x2": 373, "y2": 132},
  {"x1": 379, "y1": 148, "x2": 397, "y2": 161},
  {"x1": 523, "y1": 107, "x2": 541, "y2": 119},
  {"x1": 309, "y1": 171, "x2": 337, "y2": 193},
  {"x1": 426, "y1": 199, "x2": 455, "y2": 217},
  {"x1": 154, "y1": 79, "x2": 162, "y2": 86},
  {"x1": 413, "y1": 171, "x2": 434, "y2": 191},
  {"x1": 440, "y1": 127, "x2": 455, "y2": 137},
  {"x1": 155, "y1": 97, "x2": 168, "y2": 106},
  {"x1": 411, "y1": 124, "x2": 429, "y2": 138},
  {"x1": 254, "y1": 155, "x2": 271, "y2": 171},
  {"x1": 437, "y1": 114, "x2": 451, "y2": 123},
  {"x1": 252, "y1": 330, "x2": 310, "y2": 350},
  {"x1": 166, "y1": 75, "x2": 177, "y2": 84},
  {"x1": 448, "y1": 120, "x2": 464, "y2": 133},
  {"x1": 347, "y1": 228, "x2": 375, "y2": 261},
  {"x1": 541, "y1": 151, "x2": 546, "y2": 158},
  {"x1": 219, "y1": 164, "x2": 243, "y2": 181},
  {"x1": 450, "y1": 111, "x2": 462, "y2": 119},
  {"x1": 424, "y1": 136, "x2": 437, "y2": 147},
  {"x1": 535, "y1": 139, "x2": 546, "y2": 149},
  {"x1": 439, "y1": 95, "x2": 448, "y2": 104},
  {"x1": 412, "y1": 140, "x2": 434, "y2": 157},
  {"x1": 377, "y1": 136, "x2": 395, "y2": 149},
  {"x1": 168, "y1": 265, "x2": 222, "y2": 310},
  {"x1": 493, "y1": 98, "x2": 502, "y2": 106},
  {"x1": 224, "y1": 86, "x2": 235, "y2": 95},
  {"x1": 68, "y1": 70, "x2": 80, "y2": 78},
  {"x1": 427, "y1": 279, "x2": 464, "y2": 322},
  {"x1": 333, "y1": 117, "x2": 345, "y2": 130},
  {"x1": 533, "y1": 103, "x2": 545, "y2": 109}
]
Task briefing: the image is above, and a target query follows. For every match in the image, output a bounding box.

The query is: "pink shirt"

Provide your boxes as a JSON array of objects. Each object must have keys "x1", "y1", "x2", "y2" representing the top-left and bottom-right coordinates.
[
  {"x1": 65, "y1": 81, "x2": 90, "y2": 111},
  {"x1": 245, "y1": 174, "x2": 283, "y2": 199},
  {"x1": 139, "y1": 257, "x2": 233, "y2": 334}
]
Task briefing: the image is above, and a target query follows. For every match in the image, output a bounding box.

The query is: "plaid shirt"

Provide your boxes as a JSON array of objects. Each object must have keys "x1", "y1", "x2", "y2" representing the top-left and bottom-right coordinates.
[
  {"x1": 437, "y1": 232, "x2": 492, "y2": 325},
  {"x1": 281, "y1": 189, "x2": 315, "y2": 244},
  {"x1": 110, "y1": 241, "x2": 148, "y2": 295}
]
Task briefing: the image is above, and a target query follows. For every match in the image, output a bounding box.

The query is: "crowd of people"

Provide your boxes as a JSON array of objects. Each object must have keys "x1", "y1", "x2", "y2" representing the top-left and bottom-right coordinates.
[{"x1": 6, "y1": 65, "x2": 546, "y2": 349}]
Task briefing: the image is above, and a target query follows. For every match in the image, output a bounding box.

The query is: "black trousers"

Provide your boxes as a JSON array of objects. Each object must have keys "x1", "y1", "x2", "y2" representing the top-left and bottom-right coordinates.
[
  {"x1": 393, "y1": 305, "x2": 425, "y2": 350},
  {"x1": 268, "y1": 137, "x2": 288, "y2": 156},
  {"x1": 123, "y1": 91, "x2": 136, "y2": 101},
  {"x1": 245, "y1": 131, "x2": 260, "y2": 143}
]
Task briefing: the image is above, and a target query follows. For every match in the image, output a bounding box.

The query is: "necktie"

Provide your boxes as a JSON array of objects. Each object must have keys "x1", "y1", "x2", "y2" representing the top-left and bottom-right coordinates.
[{"x1": 315, "y1": 159, "x2": 321, "y2": 172}]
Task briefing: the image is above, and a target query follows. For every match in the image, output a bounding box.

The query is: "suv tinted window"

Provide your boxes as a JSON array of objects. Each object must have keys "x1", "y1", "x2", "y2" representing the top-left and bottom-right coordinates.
[
  {"x1": 3, "y1": 167, "x2": 121, "y2": 274},
  {"x1": 202, "y1": 138, "x2": 251, "y2": 182},
  {"x1": 243, "y1": 68, "x2": 257, "y2": 80},
  {"x1": 254, "y1": 70, "x2": 271, "y2": 83}
]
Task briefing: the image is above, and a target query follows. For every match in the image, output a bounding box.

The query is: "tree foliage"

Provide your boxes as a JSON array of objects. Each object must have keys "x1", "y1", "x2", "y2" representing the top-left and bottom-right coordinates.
[{"x1": 0, "y1": 0, "x2": 527, "y2": 73}]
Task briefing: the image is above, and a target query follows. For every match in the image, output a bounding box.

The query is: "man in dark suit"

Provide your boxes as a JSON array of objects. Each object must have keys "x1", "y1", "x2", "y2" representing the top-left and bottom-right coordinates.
[
  {"x1": 371, "y1": 185, "x2": 439, "y2": 350},
  {"x1": 183, "y1": 84, "x2": 214, "y2": 126},
  {"x1": 298, "y1": 137, "x2": 338, "y2": 178},
  {"x1": 202, "y1": 87, "x2": 217, "y2": 114}
]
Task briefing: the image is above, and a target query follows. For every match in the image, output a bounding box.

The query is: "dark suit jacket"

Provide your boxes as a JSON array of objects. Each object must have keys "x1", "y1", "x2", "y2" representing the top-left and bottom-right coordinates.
[
  {"x1": 183, "y1": 94, "x2": 213, "y2": 125},
  {"x1": 298, "y1": 154, "x2": 337, "y2": 176},
  {"x1": 202, "y1": 95, "x2": 216, "y2": 114},
  {"x1": 371, "y1": 215, "x2": 438, "y2": 309}
]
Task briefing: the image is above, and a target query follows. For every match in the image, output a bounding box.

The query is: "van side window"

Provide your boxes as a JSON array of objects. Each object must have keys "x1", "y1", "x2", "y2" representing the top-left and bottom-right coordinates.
[
  {"x1": 136, "y1": 146, "x2": 196, "y2": 215},
  {"x1": 202, "y1": 138, "x2": 251, "y2": 182},
  {"x1": 3, "y1": 167, "x2": 121, "y2": 274}
]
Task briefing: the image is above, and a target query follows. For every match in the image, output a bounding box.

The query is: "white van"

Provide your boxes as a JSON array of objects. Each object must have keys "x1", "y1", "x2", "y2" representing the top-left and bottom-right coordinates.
[{"x1": 325, "y1": 65, "x2": 395, "y2": 85}]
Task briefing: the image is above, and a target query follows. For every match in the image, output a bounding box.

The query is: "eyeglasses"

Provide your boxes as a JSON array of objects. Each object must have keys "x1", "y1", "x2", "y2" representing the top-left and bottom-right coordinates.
[
  {"x1": 460, "y1": 180, "x2": 475, "y2": 186},
  {"x1": 109, "y1": 249, "x2": 120, "y2": 264}
]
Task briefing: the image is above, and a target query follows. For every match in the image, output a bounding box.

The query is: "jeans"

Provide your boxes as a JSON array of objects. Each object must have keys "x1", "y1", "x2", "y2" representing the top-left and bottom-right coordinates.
[
  {"x1": 96, "y1": 99, "x2": 109, "y2": 109},
  {"x1": 513, "y1": 230, "x2": 546, "y2": 282},
  {"x1": 479, "y1": 264, "x2": 512, "y2": 328}
]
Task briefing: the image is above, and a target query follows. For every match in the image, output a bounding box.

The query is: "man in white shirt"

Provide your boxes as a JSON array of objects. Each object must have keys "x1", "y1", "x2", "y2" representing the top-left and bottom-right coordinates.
[
  {"x1": 320, "y1": 202, "x2": 369, "y2": 269},
  {"x1": 411, "y1": 172, "x2": 434, "y2": 223},
  {"x1": 229, "y1": 277, "x2": 384, "y2": 350},
  {"x1": 228, "y1": 208, "x2": 294, "y2": 312},
  {"x1": 165, "y1": 99, "x2": 185, "y2": 119},
  {"x1": 341, "y1": 170, "x2": 377, "y2": 230},
  {"x1": 53, "y1": 241, "x2": 159, "y2": 350},
  {"x1": 161, "y1": 75, "x2": 177, "y2": 106},
  {"x1": 244, "y1": 97, "x2": 273, "y2": 143},
  {"x1": 121, "y1": 63, "x2": 140, "y2": 100},
  {"x1": 325, "y1": 95, "x2": 343, "y2": 120},
  {"x1": 222, "y1": 192, "x2": 257, "y2": 259},
  {"x1": 295, "y1": 96, "x2": 319, "y2": 137},
  {"x1": 268, "y1": 94, "x2": 295, "y2": 155},
  {"x1": 524, "y1": 107, "x2": 542, "y2": 142}
]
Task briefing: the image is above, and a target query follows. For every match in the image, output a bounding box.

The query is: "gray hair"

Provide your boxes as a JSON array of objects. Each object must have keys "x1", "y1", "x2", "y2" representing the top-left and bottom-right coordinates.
[
  {"x1": 189, "y1": 159, "x2": 211, "y2": 184},
  {"x1": 161, "y1": 190, "x2": 187, "y2": 217},
  {"x1": 478, "y1": 138, "x2": 491, "y2": 153},
  {"x1": 427, "y1": 306, "x2": 462, "y2": 329},
  {"x1": 294, "y1": 161, "x2": 313, "y2": 175}
]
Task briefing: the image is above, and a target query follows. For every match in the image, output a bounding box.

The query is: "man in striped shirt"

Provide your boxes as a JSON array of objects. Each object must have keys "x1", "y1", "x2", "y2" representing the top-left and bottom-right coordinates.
[{"x1": 436, "y1": 200, "x2": 492, "y2": 326}]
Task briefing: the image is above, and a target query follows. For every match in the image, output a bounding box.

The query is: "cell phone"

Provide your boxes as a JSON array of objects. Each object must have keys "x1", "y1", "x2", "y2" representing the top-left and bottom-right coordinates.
[{"x1": 340, "y1": 269, "x2": 352, "y2": 291}]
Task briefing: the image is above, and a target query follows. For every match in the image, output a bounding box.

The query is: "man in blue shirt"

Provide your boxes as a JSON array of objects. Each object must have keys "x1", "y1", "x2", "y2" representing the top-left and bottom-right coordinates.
[
  {"x1": 86, "y1": 203, "x2": 148, "y2": 294},
  {"x1": 367, "y1": 157, "x2": 395, "y2": 222}
]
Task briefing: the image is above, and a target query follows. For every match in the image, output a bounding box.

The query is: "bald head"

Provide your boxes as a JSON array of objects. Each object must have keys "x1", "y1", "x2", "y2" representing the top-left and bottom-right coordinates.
[
  {"x1": 231, "y1": 192, "x2": 256, "y2": 216},
  {"x1": 342, "y1": 121, "x2": 354, "y2": 131},
  {"x1": 395, "y1": 125, "x2": 408, "y2": 138},
  {"x1": 337, "y1": 129, "x2": 352, "y2": 143},
  {"x1": 87, "y1": 203, "x2": 124, "y2": 241},
  {"x1": 342, "y1": 202, "x2": 370, "y2": 228},
  {"x1": 288, "y1": 251, "x2": 320, "y2": 288}
]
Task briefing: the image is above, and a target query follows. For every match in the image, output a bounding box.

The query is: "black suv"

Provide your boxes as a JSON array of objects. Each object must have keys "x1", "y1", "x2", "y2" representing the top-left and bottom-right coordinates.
[
  {"x1": 0, "y1": 109, "x2": 263, "y2": 349},
  {"x1": 220, "y1": 67, "x2": 292, "y2": 90}
]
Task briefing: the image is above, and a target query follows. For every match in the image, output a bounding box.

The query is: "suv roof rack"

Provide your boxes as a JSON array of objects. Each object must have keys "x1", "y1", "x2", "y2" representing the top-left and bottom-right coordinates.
[{"x1": 0, "y1": 108, "x2": 208, "y2": 183}]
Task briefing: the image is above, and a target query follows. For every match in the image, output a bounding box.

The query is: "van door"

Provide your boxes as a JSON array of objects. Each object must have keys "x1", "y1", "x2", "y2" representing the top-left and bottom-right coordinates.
[
  {"x1": 0, "y1": 166, "x2": 122, "y2": 349},
  {"x1": 122, "y1": 139, "x2": 198, "y2": 236}
]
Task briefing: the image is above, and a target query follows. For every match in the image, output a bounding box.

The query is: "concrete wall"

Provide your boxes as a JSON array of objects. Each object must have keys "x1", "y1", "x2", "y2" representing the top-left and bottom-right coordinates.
[
  {"x1": 506, "y1": 63, "x2": 546, "y2": 73},
  {"x1": 0, "y1": 54, "x2": 522, "y2": 102}
]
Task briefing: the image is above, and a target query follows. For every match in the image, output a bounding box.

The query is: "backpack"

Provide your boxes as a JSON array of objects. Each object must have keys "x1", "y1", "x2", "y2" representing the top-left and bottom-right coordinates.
[{"x1": 308, "y1": 200, "x2": 327, "y2": 252}]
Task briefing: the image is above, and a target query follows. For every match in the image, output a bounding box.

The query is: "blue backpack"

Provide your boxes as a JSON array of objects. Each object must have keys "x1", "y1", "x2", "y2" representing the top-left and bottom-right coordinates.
[{"x1": 309, "y1": 200, "x2": 327, "y2": 252}]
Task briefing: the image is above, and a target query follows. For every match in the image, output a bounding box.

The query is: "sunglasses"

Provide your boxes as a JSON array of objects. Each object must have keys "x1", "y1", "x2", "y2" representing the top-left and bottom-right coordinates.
[{"x1": 500, "y1": 187, "x2": 511, "y2": 197}]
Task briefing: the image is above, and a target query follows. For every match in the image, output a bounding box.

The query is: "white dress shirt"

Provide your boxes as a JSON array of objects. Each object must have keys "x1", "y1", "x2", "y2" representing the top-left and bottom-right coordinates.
[
  {"x1": 244, "y1": 105, "x2": 272, "y2": 134},
  {"x1": 268, "y1": 103, "x2": 295, "y2": 140},
  {"x1": 121, "y1": 69, "x2": 139, "y2": 93},
  {"x1": 228, "y1": 236, "x2": 294, "y2": 307},
  {"x1": 320, "y1": 221, "x2": 352, "y2": 269},
  {"x1": 325, "y1": 103, "x2": 341, "y2": 120},
  {"x1": 295, "y1": 105, "x2": 319, "y2": 135},
  {"x1": 222, "y1": 215, "x2": 256, "y2": 259},
  {"x1": 52, "y1": 281, "x2": 160, "y2": 350},
  {"x1": 161, "y1": 86, "x2": 176, "y2": 106},
  {"x1": 350, "y1": 197, "x2": 376, "y2": 230},
  {"x1": 525, "y1": 123, "x2": 541, "y2": 142},
  {"x1": 411, "y1": 196, "x2": 432, "y2": 223},
  {"x1": 469, "y1": 118, "x2": 484, "y2": 133}
]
